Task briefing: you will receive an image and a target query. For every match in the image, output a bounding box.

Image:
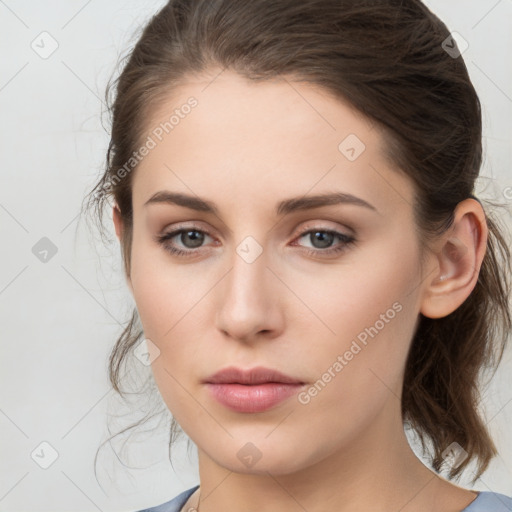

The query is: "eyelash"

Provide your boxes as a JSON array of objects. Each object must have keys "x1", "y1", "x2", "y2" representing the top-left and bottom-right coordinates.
[{"x1": 155, "y1": 224, "x2": 356, "y2": 259}]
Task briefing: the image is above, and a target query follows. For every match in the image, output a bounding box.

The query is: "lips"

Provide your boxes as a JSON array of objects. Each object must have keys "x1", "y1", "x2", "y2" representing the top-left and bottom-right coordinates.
[
  {"x1": 203, "y1": 366, "x2": 305, "y2": 413},
  {"x1": 204, "y1": 366, "x2": 305, "y2": 385}
]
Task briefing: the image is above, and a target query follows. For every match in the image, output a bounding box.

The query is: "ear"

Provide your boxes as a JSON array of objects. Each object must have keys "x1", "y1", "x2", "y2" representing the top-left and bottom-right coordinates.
[
  {"x1": 112, "y1": 204, "x2": 134, "y2": 295},
  {"x1": 113, "y1": 203, "x2": 123, "y2": 241},
  {"x1": 420, "y1": 198, "x2": 488, "y2": 319}
]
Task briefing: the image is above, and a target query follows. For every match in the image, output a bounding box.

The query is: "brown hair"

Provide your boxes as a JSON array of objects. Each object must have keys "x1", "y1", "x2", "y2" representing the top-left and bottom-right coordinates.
[{"x1": 82, "y1": 0, "x2": 511, "y2": 483}]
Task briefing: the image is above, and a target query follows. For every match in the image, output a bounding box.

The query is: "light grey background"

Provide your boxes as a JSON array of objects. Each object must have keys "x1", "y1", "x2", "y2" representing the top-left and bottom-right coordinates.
[{"x1": 1, "y1": 1, "x2": 511, "y2": 511}]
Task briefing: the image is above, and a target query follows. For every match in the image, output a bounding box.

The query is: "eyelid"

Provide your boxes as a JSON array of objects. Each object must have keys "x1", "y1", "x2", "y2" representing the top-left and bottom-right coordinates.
[
  {"x1": 292, "y1": 220, "x2": 354, "y2": 238},
  {"x1": 161, "y1": 220, "x2": 212, "y2": 233},
  {"x1": 160, "y1": 219, "x2": 353, "y2": 243}
]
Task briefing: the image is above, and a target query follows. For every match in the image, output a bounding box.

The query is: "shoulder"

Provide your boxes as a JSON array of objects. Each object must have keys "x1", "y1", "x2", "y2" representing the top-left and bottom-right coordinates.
[
  {"x1": 463, "y1": 491, "x2": 512, "y2": 511},
  {"x1": 135, "y1": 485, "x2": 200, "y2": 512}
]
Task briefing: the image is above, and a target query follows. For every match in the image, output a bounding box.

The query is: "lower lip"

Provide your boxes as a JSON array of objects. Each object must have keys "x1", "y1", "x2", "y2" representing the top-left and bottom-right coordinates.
[{"x1": 205, "y1": 382, "x2": 303, "y2": 413}]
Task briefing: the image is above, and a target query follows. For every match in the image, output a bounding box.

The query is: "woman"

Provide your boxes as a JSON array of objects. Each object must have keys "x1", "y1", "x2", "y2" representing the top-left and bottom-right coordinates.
[{"x1": 83, "y1": 0, "x2": 512, "y2": 510}]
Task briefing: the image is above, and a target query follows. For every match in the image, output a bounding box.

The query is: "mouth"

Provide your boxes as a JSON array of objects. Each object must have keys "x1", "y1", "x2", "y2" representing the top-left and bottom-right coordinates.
[
  {"x1": 203, "y1": 366, "x2": 306, "y2": 413},
  {"x1": 204, "y1": 365, "x2": 305, "y2": 385}
]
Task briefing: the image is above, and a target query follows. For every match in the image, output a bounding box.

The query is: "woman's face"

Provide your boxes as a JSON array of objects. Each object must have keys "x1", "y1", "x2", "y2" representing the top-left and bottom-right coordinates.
[{"x1": 120, "y1": 68, "x2": 433, "y2": 475}]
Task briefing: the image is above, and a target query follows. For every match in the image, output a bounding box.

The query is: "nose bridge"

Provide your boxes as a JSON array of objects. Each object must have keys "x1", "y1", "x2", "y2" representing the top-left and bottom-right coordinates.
[
  {"x1": 215, "y1": 233, "x2": 281, "y2": 339},
  {"x1": 226, "y1": 236, "x2": 271, "y2": 308}
]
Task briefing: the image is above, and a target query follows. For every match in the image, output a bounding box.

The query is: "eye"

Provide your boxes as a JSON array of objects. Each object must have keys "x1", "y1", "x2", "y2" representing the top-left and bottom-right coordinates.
[
  {"x1": 292, "y1": 227, "x2": 356, "y2": 257},
  {"x1": 155, "y1": 226, "x2": 214, "y2": 257},
  {"x1": 155, "y1": 224, "x2": 356, "y2": 258}
]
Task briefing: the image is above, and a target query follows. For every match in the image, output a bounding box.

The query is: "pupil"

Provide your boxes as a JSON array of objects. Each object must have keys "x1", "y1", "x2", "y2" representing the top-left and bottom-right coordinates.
[
  {"x1": 183, "y1": 230, "x2": 204, "y2": 248},
  {"x1": 312, "y1": 231, "x2": 333, "y2": 249}
]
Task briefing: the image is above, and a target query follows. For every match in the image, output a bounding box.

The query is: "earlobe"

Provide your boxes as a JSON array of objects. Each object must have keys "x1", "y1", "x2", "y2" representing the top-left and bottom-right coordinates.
[{"x1": 420, "y1": 199, "x2": 488, "y2": 319}]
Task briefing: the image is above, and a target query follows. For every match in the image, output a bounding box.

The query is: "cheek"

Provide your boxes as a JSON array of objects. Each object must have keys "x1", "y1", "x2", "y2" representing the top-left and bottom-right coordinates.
[
  {"x1": 291, "y1": 236, "x2": 421, "y2": 397},
  {"x1": 129, "y1": 246, "x2": 209, "y2": 422},
  {"x1": 129, "y1": 231, "x2": 203, "y2": 338},
  {"x1": 303, "y1": 253, "x2": 416, "y2": 339},
  {"x1": 128, "y1": 236, "x2": 213, "y2": 398}
]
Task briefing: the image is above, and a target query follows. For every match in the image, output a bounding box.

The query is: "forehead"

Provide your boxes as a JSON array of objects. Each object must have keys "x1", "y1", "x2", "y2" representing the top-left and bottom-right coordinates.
[{"x1": 131, "y1": 69, "x2": 414, "y2": 217}]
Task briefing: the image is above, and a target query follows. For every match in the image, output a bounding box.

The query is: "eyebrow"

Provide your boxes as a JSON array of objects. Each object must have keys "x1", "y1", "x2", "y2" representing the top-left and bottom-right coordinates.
[{"x1": 144, "y1": 190, "x2": 378, "y2": 216}]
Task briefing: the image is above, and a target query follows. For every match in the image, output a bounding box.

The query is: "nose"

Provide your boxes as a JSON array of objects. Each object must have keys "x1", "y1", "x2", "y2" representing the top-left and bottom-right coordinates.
[{"x1": 215, "y1": 243, "x2": 285, "y2": 343}]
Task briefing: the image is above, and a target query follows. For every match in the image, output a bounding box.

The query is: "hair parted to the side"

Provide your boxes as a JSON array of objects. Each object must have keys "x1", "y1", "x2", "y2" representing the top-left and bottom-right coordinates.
[{"x1": 81, "y1": 0, "x2": 511, "y2": 484}]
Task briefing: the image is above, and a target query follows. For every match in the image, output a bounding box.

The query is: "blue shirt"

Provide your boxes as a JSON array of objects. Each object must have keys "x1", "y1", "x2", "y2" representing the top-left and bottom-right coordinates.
[{"x1": 137, "y1": 485, "x2": 512, "y2": 512}]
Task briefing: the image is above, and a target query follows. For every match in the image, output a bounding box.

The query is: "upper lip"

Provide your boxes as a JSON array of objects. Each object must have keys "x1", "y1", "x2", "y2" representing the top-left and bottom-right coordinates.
[{"x1": 204, "y1": 366, "x2": 304, "y2": 385}]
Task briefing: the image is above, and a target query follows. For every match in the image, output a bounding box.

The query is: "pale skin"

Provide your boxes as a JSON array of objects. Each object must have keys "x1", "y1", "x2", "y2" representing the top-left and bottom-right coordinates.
[{"x1": 113, "y1": 68, "x2": 488, "y2": 512}]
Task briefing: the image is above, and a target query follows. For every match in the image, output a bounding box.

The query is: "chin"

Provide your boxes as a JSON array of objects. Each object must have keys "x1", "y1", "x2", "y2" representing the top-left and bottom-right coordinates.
[{"x1": 198, "y1": 435, "x2": 322, "y2": 476}]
